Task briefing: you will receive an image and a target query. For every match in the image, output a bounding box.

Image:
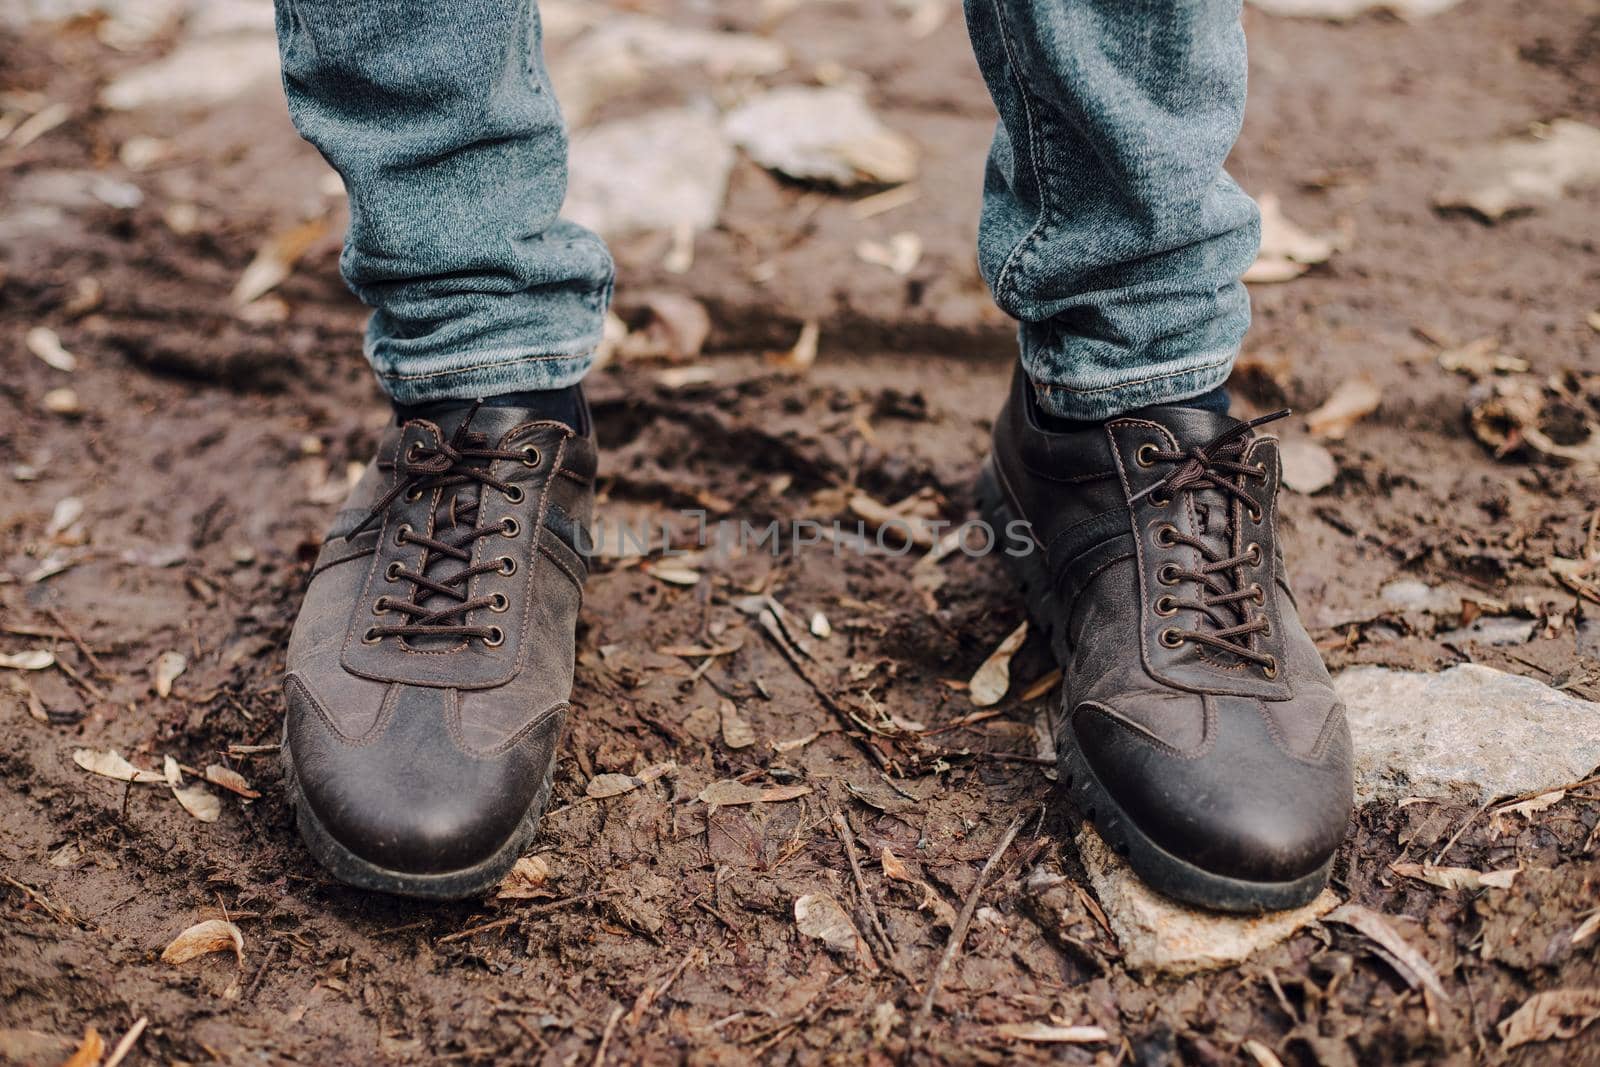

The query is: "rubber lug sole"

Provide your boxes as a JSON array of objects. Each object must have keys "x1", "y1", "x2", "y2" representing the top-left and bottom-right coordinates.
[{"x1": 975, "y1": 455, "x2": 1330, "y2": 913}]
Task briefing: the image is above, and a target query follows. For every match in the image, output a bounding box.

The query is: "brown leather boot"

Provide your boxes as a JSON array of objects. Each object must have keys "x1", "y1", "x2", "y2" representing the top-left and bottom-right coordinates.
[
  {"x1": 978, "y1": 367, "x2": 1351, "y2": 912},
  {"x1": 282, "y1": 396, "x2": 594, "y2": 898}
]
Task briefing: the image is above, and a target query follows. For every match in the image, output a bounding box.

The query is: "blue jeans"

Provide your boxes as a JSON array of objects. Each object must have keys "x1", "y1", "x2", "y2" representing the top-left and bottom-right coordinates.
[{"x1": 274, "y1": 0, "x2": 1257, "y2": 419}]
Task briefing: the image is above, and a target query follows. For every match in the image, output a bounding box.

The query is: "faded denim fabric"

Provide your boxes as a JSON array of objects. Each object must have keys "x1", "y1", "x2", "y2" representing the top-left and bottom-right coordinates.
[
  {"x1": 273, "y1": 0, "x2": 613, "y2": 404},
  {"x1": 964, "y1": 0, "x2": 1259, "y2": 419},
  {"x1": 276, "y1": 0, "x2": 1256, "y2": 418}
]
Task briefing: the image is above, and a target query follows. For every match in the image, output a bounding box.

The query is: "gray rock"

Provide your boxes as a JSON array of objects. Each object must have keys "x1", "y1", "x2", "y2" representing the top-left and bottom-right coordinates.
[
  {"x1": 1076, "y1": 828, "x2": 1339, "y2": 975},
  {"x1": 1336, "y1": 664, "x2": 1600, "y2": 803},
  {"x1": 723, "y1": 87, "x2": 918, "y2": 187},
  {"x1": 1436, "y1": 615, "x2": 1536, "y2": 647},
  {"x1": 565, "y1": 109, "x2": 734, "y2": 237}
]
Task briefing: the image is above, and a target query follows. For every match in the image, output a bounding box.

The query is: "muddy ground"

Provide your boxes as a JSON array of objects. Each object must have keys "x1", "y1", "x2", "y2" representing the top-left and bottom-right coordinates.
[{"x1": 3, "y1": 0, "x2": 1600, "y2": 1063}]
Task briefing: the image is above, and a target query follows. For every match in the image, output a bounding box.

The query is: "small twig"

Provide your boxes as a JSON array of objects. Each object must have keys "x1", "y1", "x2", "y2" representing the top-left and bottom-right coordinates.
[
  {"x1": 591, "y1": 1005, "x2": 624, "y2": 1067},
  {"x1": 103, "y1": 1016, "x2": 148, "y2": 1067},
  {"x1": 750, "y1": 610, "x2": 889, "y2": 770},
  {"x1": 52, "y1": 655, "x2": 107, "y2": 702},
  {"x1": 2, "y1": 874, "x2": 82, "y2": 927},
  {"x1": 916, "y1": 816, "x2": 1024, "y2": 1025},
  {"x1": 436, "y1": 890, "x2": 617, "y2": 944},
  {"x1": 46, "y1": 608, "x2": 110, "y2": 679},
  {"x1": 627, "y1": 946, "x2": 700, "y2": 1028},
  {"x1": 243, "y1": 941, "x2": 281, "y2": 1002},
  {"x1": 830, "y1": 810, "x2": 896, "y2": 965}
]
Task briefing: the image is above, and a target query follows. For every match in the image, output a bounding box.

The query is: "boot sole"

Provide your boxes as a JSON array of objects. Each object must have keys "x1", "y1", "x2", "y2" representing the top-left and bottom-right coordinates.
[
  {"x1": 975, "y1": 456, "x2": 1331, "y2": 913},
  {"x1": 281, "y1": 735, "x2": 554, "y2": 901}
]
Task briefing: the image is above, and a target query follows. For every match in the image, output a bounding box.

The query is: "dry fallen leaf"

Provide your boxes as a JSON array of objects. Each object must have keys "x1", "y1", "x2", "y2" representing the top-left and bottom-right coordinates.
[
  {"x1": 60, "y1": 1027, "x2": 105, "y2": 1067},
  {"x1": 855, "y1": 231, "x2": 922, "y2": 275},
  {"x1": 1242, "y1": 1039, "x2": 1286, "y2": 1067},
  {"x1": 231, "y1": 216, "x2": 332, "y2": 306},
  {"x1": 881, "y1": 846, "x2": 957, "y2": 927},
  {"x1": 0, "y1": 649, "x2": 54, "y2": 671},
  {"x1": 203, "y1": 763, "x2": 261, "y2": 799},
  {"x1": 1390, "y1": 861, "x2": 1519, "y2": 891},
  {"x1": 161, "y1": 918, "x2": 244, "y2": 965},
  {"x1": 1437, "y1": 336, "x2": 1528, "y2": 377},
  {"x1": 586, "y1": 761, "x2": 675, "y2": 799},
  {"x1": 646, "y1": 564, "x2": 701, "y2": 587},
  {"x1": 1325, "y1": 904, "x2": 1449, "y2": 1002},
  {"x1": 1436, "y1": 119, "x2": 1600, "y2": 222},
  {"x1": 496, "y1": 855, "x2": 552, "y2": 899},
  {"x1": 809, "y1": 611, "x2": 831, "y2": 639},
  {"x1": 697, "y1": 780, "x2": 813, "y2": 806},
  {"x1": 42, "y1": 387, "x2": 81, "y2": 415},
  {"x1": 794, "y1": 892, "x2": 875, "y2": 970},
  {"x1": 969, "y1": 620, "x2": 1029, "y2": 707},
  {"x1": 770, "y1": 318, "x2": 819, "y2": 374},
  {"x1": 719, "y1": 698, "x2": 756, "y2": 750},
  {"x1": 25, "y1": 325, "x2": 77, "y2": 372},
  {"x1": 1498, "y1": 988, "x2": 1600, "y2": 1050},
  {"x1": 1306, "y1": 378, "x2": 1381, "y2": 440},
  {"x1": 153, "y1": 650, "x2": 187, "y2": 697},
  {"x1": 994, "y1": 1022, "x2": 1110, "y2": 1045},
  {"x1": 73, "y1": 748, "x2": 166, "y2": 783},
  {"x1": 1244, "y1": 192, "x2": 1340, "y2": 283},
  {"x1": 172, "y1": 783, "x2": 222, "y2": 823}
]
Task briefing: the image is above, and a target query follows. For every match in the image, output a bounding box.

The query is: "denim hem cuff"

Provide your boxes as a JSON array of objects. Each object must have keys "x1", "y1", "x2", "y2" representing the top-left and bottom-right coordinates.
[
  {"x1": 1028, "y1": 349, "x2": 1237, "y2": 422},
  {"x1": 370, "y1": 346, "x2": 596, "y2": 405}
]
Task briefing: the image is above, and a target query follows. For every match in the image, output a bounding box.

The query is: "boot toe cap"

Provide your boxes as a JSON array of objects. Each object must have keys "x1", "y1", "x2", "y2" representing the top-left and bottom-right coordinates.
[
  {"x1": 1070, "y1": 694, "x2": 1352, "y2": 885},
  {"x1": 285, "y1": 678, "x2": 559, "y2": 877}
]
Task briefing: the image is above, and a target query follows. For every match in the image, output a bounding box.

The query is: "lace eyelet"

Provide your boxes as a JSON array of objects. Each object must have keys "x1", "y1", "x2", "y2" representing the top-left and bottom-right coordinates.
[
  {"x1": 1159, "y1": 628, "x2": 1184, "y2": 649},
  {"x1": 489, "y1": 592, "x2": 509, "y2": 613},
  {"x1": 361, "y1": 626, "x2": 382, "y2": 645},
  {"x1": 1150, "y1": 491, "x2": 1171, "y2": 508},
  {"x1": 372, "y1": 596, "x2": 390, "y2": 614},
  {"x1": 1155, "y1": 524, "x2": 1179, "y2": 548},
  {"x1": 1260, "y1": 620, "x2": 1272, "y2": 637},
  {"x1": 404, "y1": 443, "x2": 422, "y2": 464},
  {"x1": 1246, "y1": 542, "x2": 1262, "y2": 565},
  {"x1": 482, "y1": 626, "x2": 505, "y2": 647},
  {"x1": 406, "y1": 486, "x2": 424, "y2": 503},
  {"x1": 1262, "y1": 656, "x2": 1279, "y2": 679},
  {"x1": 1158, "y1": 563, "x2": 1181, "y2": 586},
  {"x1": 1135, "y1": 443, "x2": 1159, "y2": 468},
  {"x1": 1251, "y1": 582, "x2": 1265, "y2": 604},
  {"x1": 385, "y1": 561, "x2": 403, "y2": 582},
  {"x1": 395, "y1": 523, "x2": 412, "y2": 547},
  {"x1": 504, "y1": 485, "x2": 525, "y2": 504},
  {"x1": 1248, "y1": 504, "x2": 1263, "y2": 524},
  {"x1": 501, "y1": 517, "x2": 521, "y2": 538},
  {"x1": 520, "y1": 445, "x2": 542, "y2": 468},
  {"x1": 1154, "y1": 596, "x2": 1178, "y2": 618},
  {"x1": 497, "y1": 556, "x2": 517, "y2": 576}
]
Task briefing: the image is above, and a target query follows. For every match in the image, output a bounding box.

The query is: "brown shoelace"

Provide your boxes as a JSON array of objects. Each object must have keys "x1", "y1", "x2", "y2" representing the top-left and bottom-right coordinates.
[
  {"x1": 347, "y1": 403, "x2": 539, "y2": 646},
  {"x1": 1130, "y1": 409, "x2": 1290, "y2": 676}
]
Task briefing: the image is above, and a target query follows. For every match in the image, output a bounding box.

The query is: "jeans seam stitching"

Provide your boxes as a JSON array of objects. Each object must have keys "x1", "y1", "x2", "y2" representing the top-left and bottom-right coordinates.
[
  {"x1": 374, "y1": 349, "x2": 593, "y2": 382},
  {"x1": 987, "y1": 0, "x2": 1049, "y2": 306},
  {"x1": 1032, "y1": 349, "x2": 1235, "y2": 396}
]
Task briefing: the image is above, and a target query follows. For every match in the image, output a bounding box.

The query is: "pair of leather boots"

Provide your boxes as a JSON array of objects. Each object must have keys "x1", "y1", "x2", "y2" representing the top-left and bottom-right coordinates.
[{"x1": 282, "y1": 368, "x2": 1350, "y2": 910}]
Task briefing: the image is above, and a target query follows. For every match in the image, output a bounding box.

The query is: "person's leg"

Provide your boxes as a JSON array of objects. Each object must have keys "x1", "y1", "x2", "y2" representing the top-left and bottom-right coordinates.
[
  {"x1": 964, "y1": 0, "x2": 1257, "y2": 421},
  {"x1": 274, "y1": 0, "x2": 612, "y2": 404},
  {"x1": 967, "y1": 1, "x2": 1352, "y2": 913},
  {"x1": 275, "y1": 0, "x2": 600, "y2": 898}
]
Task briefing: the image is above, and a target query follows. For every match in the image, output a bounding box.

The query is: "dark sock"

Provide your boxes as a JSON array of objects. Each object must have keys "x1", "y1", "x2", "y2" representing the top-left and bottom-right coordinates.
[
  {"x1": 395, "y1": 384, "x2": 585, "y2": 429},
  {"x1": 1033, "y1": 383, "x2": 1230, "y2": 432}
]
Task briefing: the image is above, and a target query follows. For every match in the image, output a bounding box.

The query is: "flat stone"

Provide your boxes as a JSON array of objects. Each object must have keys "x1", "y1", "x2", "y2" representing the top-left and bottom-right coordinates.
[
  {"x1": 1076, "y1": 828, "x2": 1339, "y2": 976},
  {"x1": 1435, "y1": 120, "x2": 1600, "y2": 222},
  {"x1": 1435, "y1": 615, "x2": 1536, "y2": 648},
  {"x1": 1336, "y1": 664, "x2": 1600, "y2": 803},
  {"x1": 565, "y1": 108, "x2": 734, "y2": 237},
  {"x1": 100, "y1": 33, "x2": 281, "y2": 110},
  {"x1": 723, "y1": 86, "x2": 918, "y2": 187}
]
